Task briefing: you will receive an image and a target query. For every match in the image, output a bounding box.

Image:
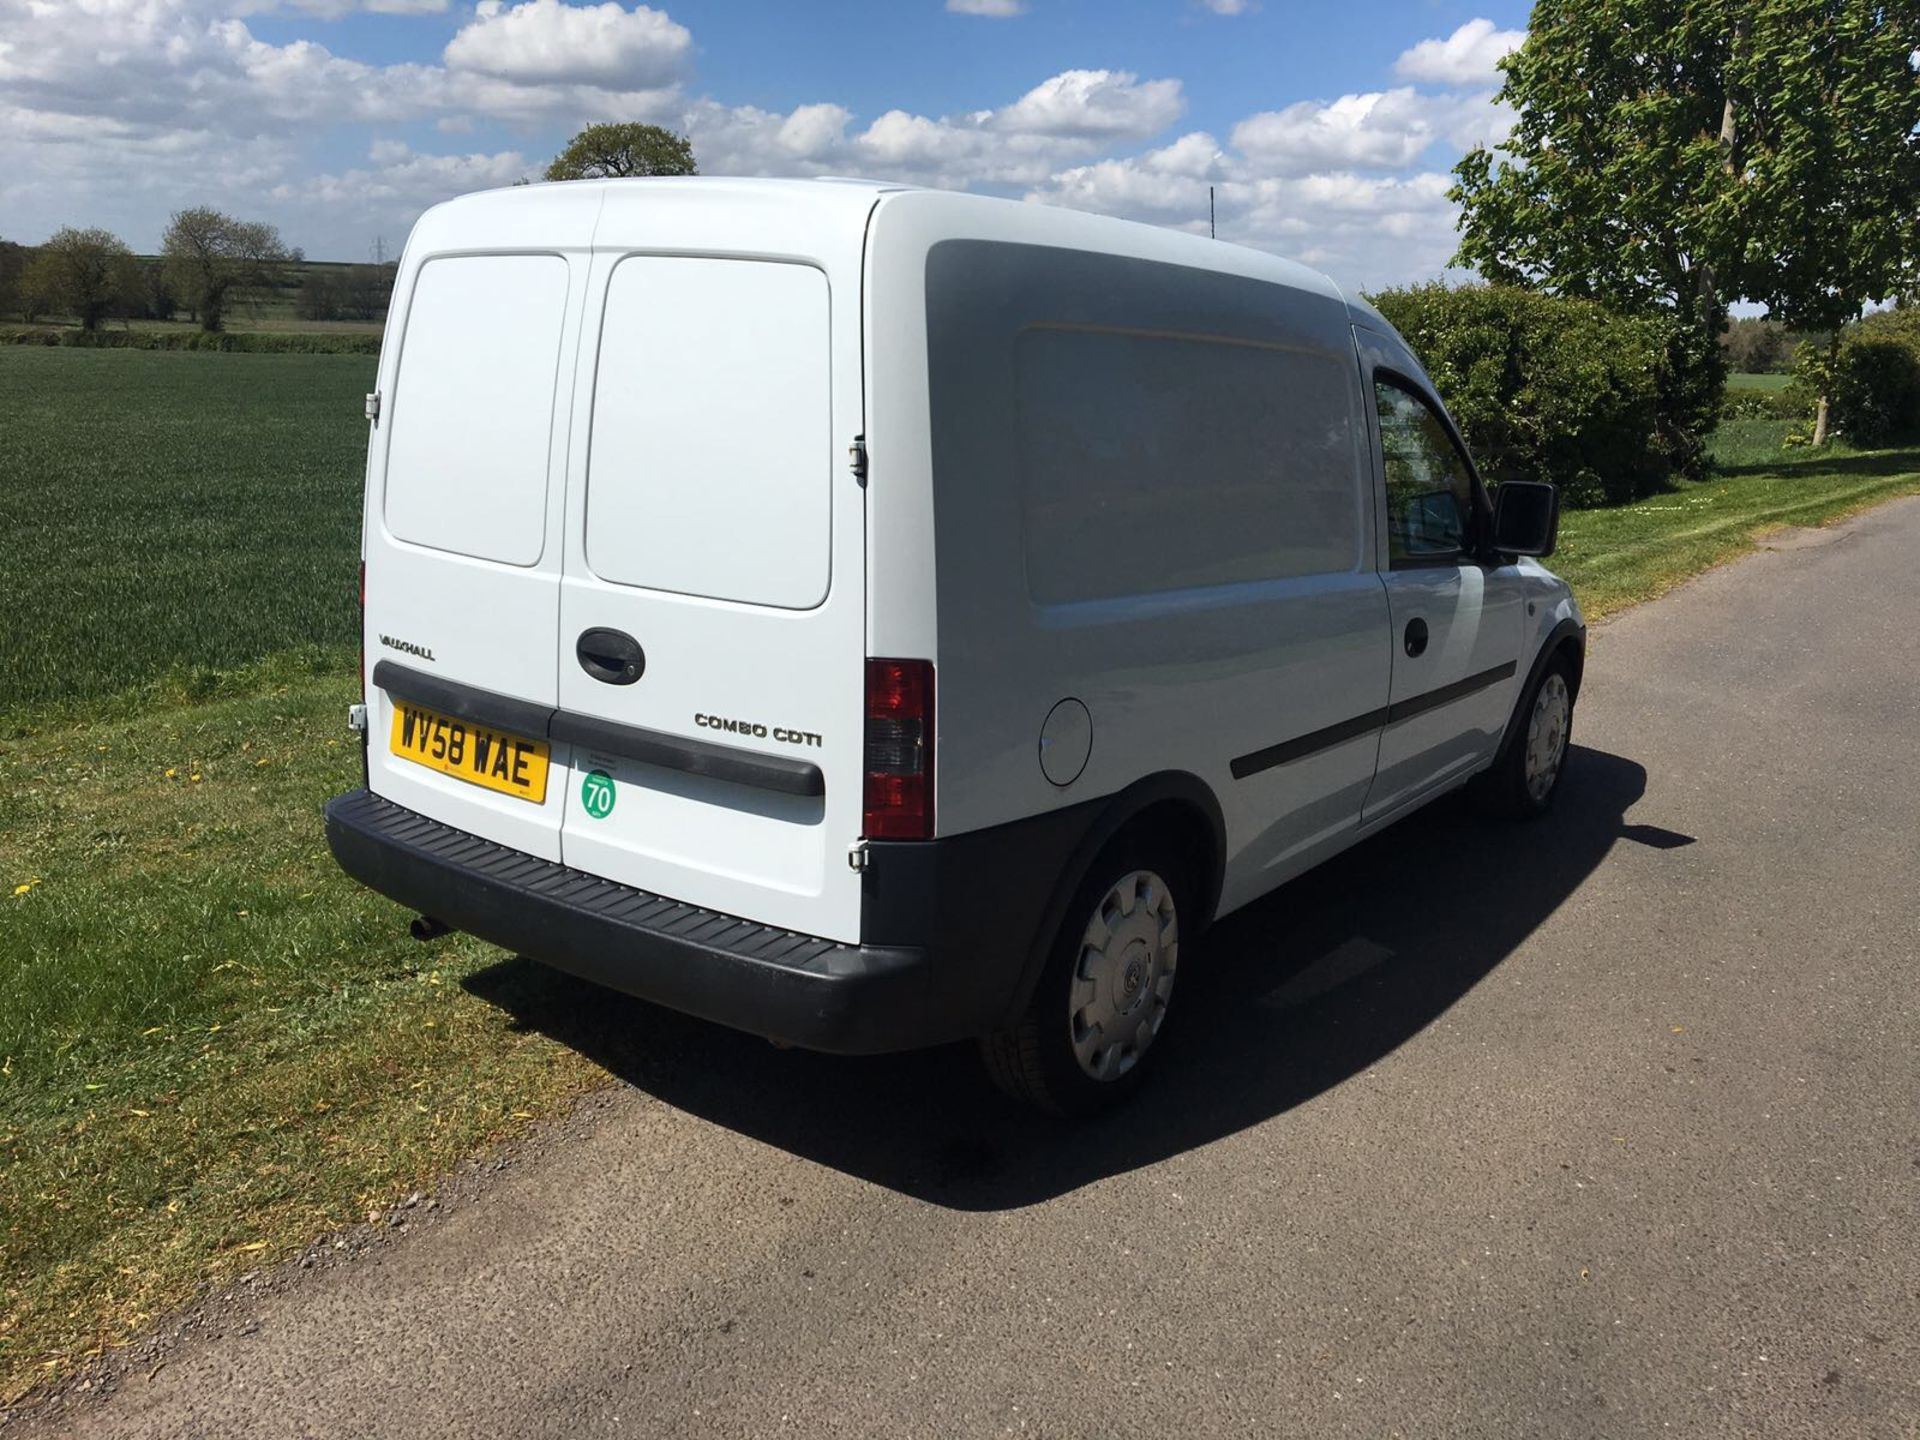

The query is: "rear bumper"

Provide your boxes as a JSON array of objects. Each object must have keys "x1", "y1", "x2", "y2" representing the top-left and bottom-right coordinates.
[{"x1": 324, "y1": 788, "x2": 946, "y2": 1054}]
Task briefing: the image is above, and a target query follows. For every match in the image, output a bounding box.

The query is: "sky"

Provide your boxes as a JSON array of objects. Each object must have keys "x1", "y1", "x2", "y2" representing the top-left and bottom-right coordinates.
[{"x1": 0, "y1": 0, "x2": 1534, "y2": 290}]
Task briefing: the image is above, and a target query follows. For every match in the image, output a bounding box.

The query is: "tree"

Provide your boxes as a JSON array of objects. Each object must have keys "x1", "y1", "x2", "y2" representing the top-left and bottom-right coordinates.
[
  {"x1": 0, "y1": 239, "x2": 29, "y2": 323},
  {"x1": 141, "y1": 261, "x2": 178, "y2": 323},
  {"x1": 338, "y1": 263, "x2": 396, "y2": 321},
  {"x1": 1453, "y1": 0, "x2": 1920, "y2": 452},
  {"x1": 1721, "y1": 317, "x2": 1793, "y2": 375},
  {"x1": 161, "y1": 207, "x2": 289, "y2": 333},
  {"x1": 543, "y1": 123, "x2": 696, "y2": 181},
  {"x1": 21, "y1": 227, "x2": 140, "y2": 331},
  {"x1": 296, "y1": 269, "x2": 343, "y2": 322}
]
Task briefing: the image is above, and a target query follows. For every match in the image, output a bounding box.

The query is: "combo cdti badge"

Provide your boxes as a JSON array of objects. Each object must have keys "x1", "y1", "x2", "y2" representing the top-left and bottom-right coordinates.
[{"x1": 325, "y1": 178, "x2": 1584, "y2": 1116}]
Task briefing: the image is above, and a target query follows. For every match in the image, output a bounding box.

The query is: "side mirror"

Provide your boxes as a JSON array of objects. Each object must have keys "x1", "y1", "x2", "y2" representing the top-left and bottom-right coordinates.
[{"x1": 1492, "y1": 481, "x2": 1559, "y2": 558}]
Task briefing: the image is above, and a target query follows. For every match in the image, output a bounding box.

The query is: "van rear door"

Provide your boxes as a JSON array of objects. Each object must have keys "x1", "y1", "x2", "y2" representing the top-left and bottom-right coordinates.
[
  {"x1": 361, "y1": 189, "x2": 599, "y2": 862},
  {"x1": 552, "y1": 187, "x2": 872, "y2": 944}
]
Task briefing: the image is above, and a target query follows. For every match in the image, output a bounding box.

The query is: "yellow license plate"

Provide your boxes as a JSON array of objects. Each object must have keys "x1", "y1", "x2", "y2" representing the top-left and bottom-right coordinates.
[{"x1": 390, "y1": 702, "x2": 550, "y2": 804}]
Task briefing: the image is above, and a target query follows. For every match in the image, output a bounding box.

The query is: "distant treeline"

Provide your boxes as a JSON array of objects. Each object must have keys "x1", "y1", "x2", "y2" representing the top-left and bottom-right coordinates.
[
  {"x1": 290, "y1": 264, "x2": 396, "y2": 323},
  {"x1": 0, "y1": 221, "x2": 394, "y2": 332}
]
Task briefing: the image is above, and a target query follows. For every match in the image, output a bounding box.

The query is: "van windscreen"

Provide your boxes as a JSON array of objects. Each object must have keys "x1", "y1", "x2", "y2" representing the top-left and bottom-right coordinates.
[
  {"x1": 585, "y1": 256, "x2": 832, "y2": 611},
  {"x1": 383, "y1": 254, "x2": 569, "y2": 567}
]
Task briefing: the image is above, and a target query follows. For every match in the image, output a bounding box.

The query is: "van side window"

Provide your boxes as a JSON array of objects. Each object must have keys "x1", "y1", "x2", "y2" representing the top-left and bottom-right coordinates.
[
  {"x1": 1015, "y1": 327, "x2": 1363, "y2": 603},
  {"x1": 1373, "y1": 379, "x2": 1474, "y2": 564}
]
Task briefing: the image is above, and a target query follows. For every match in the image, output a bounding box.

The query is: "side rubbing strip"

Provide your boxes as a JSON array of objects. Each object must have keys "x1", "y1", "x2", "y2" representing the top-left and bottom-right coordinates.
[
  {"x1": 373, "y1": 660, "x2": 556, "y2": 740},
  {"x1": 1230, "y1": 660, "x2": 1519, "y2": 781},
  {"x1": 373, "y1": 660, "x2": 824, "y2": 798},
  {"x1": 550, "y1": 712, "x2": 825, "y2": 797},
  {"x1": 1230, "y1": 707, "x2": 1389, "y2": 780},
  {"x1": 1384, "y1": 660, "x2": 1517, "y2": 725}
]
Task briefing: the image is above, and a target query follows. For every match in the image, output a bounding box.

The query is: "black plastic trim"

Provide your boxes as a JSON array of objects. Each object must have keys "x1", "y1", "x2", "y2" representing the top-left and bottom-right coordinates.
[
  {"x1": 552, "y1": 713, "x2": 825, "y2": 797},
  {"x1": 1230, "y1": 708, "x2": 1389, "y2": 779},
  {"x1": 1386, "y1": 659, "x2": 1517, "y2": 724},
  {"x1": 326, "y1": 788, "x2": 938, "y2": 1053},
  {"x1": 373, "y1": 659, "x2": 554, "y2": 740},
  {"x1": 575, "y1": 627, "x2": 647, "y2": 686},
  {"x1": 994, "y1": 771, "x2": 1229, "y2": 1027},
  {"x1": 371, "y1": 660, "x2": 821, "y2": 798},
  {"x1": 1230, "y1": 660, "x2": 1519, "y2": 781}
]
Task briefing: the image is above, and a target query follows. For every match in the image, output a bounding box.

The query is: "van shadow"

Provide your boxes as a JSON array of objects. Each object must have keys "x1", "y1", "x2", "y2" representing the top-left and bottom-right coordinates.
[{"x1": 464, "y1": 745, "x2": 1657, "y2": 1211}]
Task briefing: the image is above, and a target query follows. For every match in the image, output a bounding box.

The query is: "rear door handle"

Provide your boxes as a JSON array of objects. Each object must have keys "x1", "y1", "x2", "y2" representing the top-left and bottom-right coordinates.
[
  {"x1": 577, "y1": 628, "x2": 646, "y2": 686},
  {"x1": 1403, "y1": 617, "x2": 1429, "y2": 658}
]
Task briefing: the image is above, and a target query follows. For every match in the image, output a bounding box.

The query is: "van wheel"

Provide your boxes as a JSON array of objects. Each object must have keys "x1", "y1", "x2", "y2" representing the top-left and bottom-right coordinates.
[
  {"x1": 981, "y1": 836, "x2": 1189, "y2": 1117},
  {"x1": 1479, "y1": 655, "x2": 1575, "y2": 820}
]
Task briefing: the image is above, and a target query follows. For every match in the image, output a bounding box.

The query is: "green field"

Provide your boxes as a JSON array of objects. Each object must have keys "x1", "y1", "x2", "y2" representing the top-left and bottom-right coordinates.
[
  {"x1": 1726, "y1": 370, "x2": 1794, "y2": 391},
  {"x1": 2, "y1": 348, "x2": 1919, "y2": 1404},
  {"x1": 0, "y1": 349, "x2": 372, "y2": 731}
]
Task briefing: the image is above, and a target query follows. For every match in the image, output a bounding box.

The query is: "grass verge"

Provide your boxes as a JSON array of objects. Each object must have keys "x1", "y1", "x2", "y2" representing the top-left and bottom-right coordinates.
[
  {"x1": 0, "y1": 679, "x2": 603, "y2": 1403},
  {"x1": 1554, "y1": 426, "x2": 1920, "y2": 619}
]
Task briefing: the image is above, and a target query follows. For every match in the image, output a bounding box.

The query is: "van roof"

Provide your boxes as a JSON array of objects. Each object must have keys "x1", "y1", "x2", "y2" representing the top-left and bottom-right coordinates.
[{"x1": 410, "y1": 175, "x2": 1352, "y2": 311}]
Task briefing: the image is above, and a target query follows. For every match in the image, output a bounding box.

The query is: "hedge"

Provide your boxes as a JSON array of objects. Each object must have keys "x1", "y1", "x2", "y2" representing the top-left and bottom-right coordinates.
[
  {"x1": 3, "y1": 326, "x2": 381, "y2": 355},
  {"x1": 1368, "y1": 283, "x2": 1679, "y2": 507},
  {"x1": 1797, "y1": 307, "x2": 1920, "y2": 447}
]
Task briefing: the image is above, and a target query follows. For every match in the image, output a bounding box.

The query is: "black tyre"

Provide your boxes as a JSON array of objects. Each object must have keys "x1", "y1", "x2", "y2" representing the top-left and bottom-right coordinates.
[
  {"x1": 981, "y1": 833, "x2": 1192, "y2": 1117},
  {"x1": 1477, "y1": 654, "x2": 1575, "y2": 820}
]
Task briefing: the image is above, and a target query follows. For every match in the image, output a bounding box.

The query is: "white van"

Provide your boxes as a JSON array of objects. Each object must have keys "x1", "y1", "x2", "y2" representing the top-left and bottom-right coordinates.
[{"x1": 326, "y1": 178, "x2": 1583, "y2": 1114}]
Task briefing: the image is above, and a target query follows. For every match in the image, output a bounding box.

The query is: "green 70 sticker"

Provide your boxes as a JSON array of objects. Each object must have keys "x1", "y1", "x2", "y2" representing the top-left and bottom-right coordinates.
[{"x1": 580, "y1": 769, "x2": 616, "y2": 819}]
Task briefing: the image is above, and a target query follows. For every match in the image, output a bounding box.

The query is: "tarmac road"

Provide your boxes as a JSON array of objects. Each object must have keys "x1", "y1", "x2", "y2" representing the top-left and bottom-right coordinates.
[{"x1": 26, "y1": 498, "x2": 1920, "y2": 1439}]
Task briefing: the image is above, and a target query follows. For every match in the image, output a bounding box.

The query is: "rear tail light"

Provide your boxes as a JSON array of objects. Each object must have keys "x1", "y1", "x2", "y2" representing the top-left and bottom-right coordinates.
[{"x1": 863, "y1": 658, "x2": 934, "y2": 840}]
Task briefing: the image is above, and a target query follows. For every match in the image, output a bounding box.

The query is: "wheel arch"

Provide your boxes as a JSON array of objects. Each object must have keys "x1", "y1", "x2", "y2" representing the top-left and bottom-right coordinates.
[
  {"x1": 1494, "y1": 617, "x2": 1586, "y2": 766},
  {"x1": 999, "y1": 770, "x2": 1226, "y2": 1024}
]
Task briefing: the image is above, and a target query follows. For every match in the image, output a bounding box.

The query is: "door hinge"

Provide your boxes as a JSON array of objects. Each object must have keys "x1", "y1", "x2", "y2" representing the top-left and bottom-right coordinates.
[
  {"x1": 847, "y1": 840, "x2": 870, "y2": 872},
  {"x1": 364, "y1": 392, "x2": 382, "y2": 425},
  {"x1": 848, "y1": 435, "x2": 868, "y2": 486},
  {"x1": 347, "y1": 703, "x2": 368, "y2": 733}
]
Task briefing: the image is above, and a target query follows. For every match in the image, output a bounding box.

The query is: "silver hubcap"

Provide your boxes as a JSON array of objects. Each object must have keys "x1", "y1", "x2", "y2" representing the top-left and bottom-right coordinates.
[
  {"x1": 1524, "y1": 673, "x2": 1570, "y2": 802},
  {"x1": 1069, "y1": 869, "x2": 1179, "y2": 1082}
]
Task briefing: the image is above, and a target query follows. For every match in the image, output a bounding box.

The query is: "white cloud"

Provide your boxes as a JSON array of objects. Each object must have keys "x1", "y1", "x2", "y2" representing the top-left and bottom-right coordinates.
[
  {"x1": 683, "y1": 68, "x2": 1185, "y2": 189},
  {"x1": 1196, "y1": 0, "x2": 1255, "y2": 13},
  {"x1": 1230, "y1": 88, "x2": 1505, "y2": 175},
  {"x1": 946, "y1": 0, "x2": 1026, "y2": 15},
  {"x1": 232, "y1": 0, "x2": 450, "y2": 14},
  {"x1": 1036, "y1": 133, "x2": 1224, "y2": 220},
  {"x1": 776, "y1": 103, "x2": 854, "y2": 157},
  {"x1": 1233, "y1": 90, "x2": 1435, "y2": 174},
  {"x1": 443, "y1": 0, "x2": 691, "y2": 89},
  {"x1": 992, "y1": 70, "x2": 1185, "y2": 139},
  {"x1": 1028, "y1": 160, "x2": 1460, "y2": 287},
  {"x1": 277, "y1": 140, "x2": 530, "y2": 208},
  {"x1": 1393, "y1": 18, "x2": 1523, "y2": 88}
]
